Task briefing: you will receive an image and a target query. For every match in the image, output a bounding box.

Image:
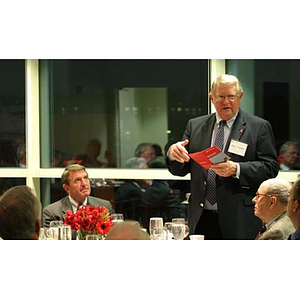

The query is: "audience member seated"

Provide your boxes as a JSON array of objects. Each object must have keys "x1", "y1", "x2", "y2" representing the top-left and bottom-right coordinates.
[
  {"x1": 134, "y1": 142, "x2": 156, "y2": 166},
  {"x1": 77, "y1": 138, "x2": 115, "y2": 168},
  {"x1": 16, "y1": 143, "x2": 26, "y2": 167},
  {"x1": 252, "y1": 178, "x2": 295, "y2": 240},
  {"x1": 0, "y1": 185, "x2": 41, "y2": 240},
  {"x1": 43, "y1": 164, "x2": 114, "y2": 229},
  {"x1": 279, "y1": 141, "x2": 300, "y2": 170},
  {"x1": 105, "y1": 220, "x2": 150, "y2": 240},
  {"x1": 150, "y1": 143, "x2": 167, "y2": 167},
  {"x1": 115, "y1": 157, "x2": 151, "y2": 220},
  {"x1": 287, "y1": 178, "x2": 300, "y2": 239},
  {"x1": 115, "y1": 157, "x2": 186, "y2": 230}
]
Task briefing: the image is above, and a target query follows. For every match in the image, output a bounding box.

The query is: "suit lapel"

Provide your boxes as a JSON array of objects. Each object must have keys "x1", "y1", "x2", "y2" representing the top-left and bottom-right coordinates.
[
  {"x1": 225, "y1": 110, "x2": 246, "y2": 152},
  {"x1": 201, "y1": 114, "x2": 216, "y2": 150},
  {"x1": 61, "y1": 196, "x2": 73, "y2": 218}
]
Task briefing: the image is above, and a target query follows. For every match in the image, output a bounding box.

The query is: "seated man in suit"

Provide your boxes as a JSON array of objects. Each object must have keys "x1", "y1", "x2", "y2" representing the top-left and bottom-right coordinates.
[
  {"x1": 252, "y1": 178, "x2": 295, "y2": 240},
  {"x1": 0, "y1": 185, "x2": 41, "y2": 240},
  {"x1": 43, "y1": 163, "x2": 114, "y2": 228},
  {"x1": 287, "y1": 178, "x2": 300, "y2": 239}
]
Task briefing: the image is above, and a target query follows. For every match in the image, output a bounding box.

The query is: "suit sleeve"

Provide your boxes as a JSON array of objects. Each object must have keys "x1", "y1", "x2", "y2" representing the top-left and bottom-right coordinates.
[{"x1": 238, "y1": 121, "x2": 279, "y2": 188}]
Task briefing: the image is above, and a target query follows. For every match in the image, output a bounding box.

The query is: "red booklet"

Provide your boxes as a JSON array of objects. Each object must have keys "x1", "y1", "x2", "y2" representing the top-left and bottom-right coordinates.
[{"x1": 189, "y1": 146, "x2": 230, "y2": 169}]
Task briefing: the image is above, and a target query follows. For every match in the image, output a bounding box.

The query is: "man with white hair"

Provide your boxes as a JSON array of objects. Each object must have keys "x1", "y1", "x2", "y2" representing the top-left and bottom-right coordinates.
[{"x1": 252, "y1": 178, "x2": 295, "y2": 240}]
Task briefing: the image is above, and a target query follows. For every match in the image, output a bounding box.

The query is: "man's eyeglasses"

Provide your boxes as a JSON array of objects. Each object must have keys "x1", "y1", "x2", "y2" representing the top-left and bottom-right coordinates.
[
  {"x1": 255, "y1": 193, "x2": 273, "y2": 199},
  {"x1": 215, "y1": 94, "x2": 240, "y2": 102}
]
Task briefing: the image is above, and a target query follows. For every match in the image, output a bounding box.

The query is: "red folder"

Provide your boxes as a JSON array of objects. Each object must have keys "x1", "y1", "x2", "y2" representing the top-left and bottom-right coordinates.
[{"x1": 189, "y1": 146, "x2": 229, "y2": 169}]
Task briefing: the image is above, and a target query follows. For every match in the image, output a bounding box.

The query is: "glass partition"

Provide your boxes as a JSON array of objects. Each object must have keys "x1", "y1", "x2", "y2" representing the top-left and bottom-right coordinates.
[{"x1": 39, "y1": 59, "x2": 209, "y2": 168}]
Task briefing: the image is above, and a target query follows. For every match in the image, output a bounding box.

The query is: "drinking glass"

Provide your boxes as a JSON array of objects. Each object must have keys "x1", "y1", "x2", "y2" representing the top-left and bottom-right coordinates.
[
  {"x1": 60, "y1": 224, "x2": 72, "y2": 240},
  {"x1": 111, "y1": 213, "x2": 124, "y2": 225},
  {"x1": 172, "y1": 218, "x2": 189, "y2": 238},
  {"x1": 164, "y1": 222, "x2": 174, "y2": 240},
  {"x1": 152, "y1": 227, "x2": 168, "y2": 240},
  {"x1": 49, "y1": 220, "x2": 63, "y2": 240},
  {"x1": 172, "y1": 223, "x2": 186, "y2": 240},
  {"x1": 149, "y1": 217, "x2": 163, "y2": 236}
]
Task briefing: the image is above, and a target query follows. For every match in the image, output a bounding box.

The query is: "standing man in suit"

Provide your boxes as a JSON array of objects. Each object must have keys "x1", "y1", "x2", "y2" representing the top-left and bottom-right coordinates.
[
  {"x1": 43, "y1": 164, "x2": 114, "y2": 228},
  {"x1": 286, "y1": 178, "x2": 300, "y2": 239},
  {"x1": 252, "y1": 178, "x2": 294, "y2": 240},
  {"x1": 167, "y1": 74, "x2": 279, "y2": 239}
]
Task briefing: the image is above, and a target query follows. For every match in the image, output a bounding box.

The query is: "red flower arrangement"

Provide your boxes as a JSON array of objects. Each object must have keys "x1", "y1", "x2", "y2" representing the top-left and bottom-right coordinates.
[{"x1": 64, "y1": 205, "x2": 113, "y2": 239}]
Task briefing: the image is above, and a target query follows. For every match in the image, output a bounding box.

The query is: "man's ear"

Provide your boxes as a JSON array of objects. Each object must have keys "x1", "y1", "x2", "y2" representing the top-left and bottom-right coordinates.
[
  {"x1": 63, "y1": 183, "x2": 70, "y2": 194},
  {"x1": 294, "y1": 200, "x2": 300, "y2": 213},
  {"x1": 269, "y1": 195, "x2": 277, "y2": 209}
]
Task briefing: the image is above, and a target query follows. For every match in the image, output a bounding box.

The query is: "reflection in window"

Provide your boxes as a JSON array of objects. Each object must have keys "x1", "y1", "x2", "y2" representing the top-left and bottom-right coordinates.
[
  {"x1": 226, "y1": 59, "x2": 300, "y2": 165},
  {"x1": 0, "y1": 60, "x2": 25, "y2": 168},
  {"x1": 40, "y1": 59, "x2": 208, "y2": 168}
]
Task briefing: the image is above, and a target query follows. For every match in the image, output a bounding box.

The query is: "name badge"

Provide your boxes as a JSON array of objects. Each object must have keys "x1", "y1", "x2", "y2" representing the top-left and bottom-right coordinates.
[{"x1": 228, "y1": 140, "x2": 248, "y2": 157}]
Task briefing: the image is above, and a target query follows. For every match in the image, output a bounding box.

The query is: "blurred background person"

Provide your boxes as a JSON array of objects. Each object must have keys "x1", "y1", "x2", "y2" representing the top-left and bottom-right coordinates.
[
  {"x1": 16, "y1": 143, "x2": 26, "y2": 168},
  {"x1": 287, "y1": 178, "x2": 300, "y2": 239},
  {"x1": 252, "y1": 178, "x2": 294, "y2": 240},
  {"x1": 0, "y1": 185, "x2": 41, "y2": 240},
  {"x1": 77, "y1": 138, "x2": 115, "y2": 168},
  {"x1": 134, "y1": 142, "x2": 155, "y2": 166},
  {"x1": 279, "y1": 141, "x2": 300, "y2": 170},
  {"x1": 115, "y1": 157, "x2": 152, "y2": 220}
]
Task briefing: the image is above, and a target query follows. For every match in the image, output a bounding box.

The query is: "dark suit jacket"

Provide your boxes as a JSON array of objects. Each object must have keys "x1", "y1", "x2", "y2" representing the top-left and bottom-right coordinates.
[
  {"x1": 43, "y1": 195, "x2": 114, "y2": 228},
  {"x1": 167, "y1": 109, "x2": 279, "y2": 239}
]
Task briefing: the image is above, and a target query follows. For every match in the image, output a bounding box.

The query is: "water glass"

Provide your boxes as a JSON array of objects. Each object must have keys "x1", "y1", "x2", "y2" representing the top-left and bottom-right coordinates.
[
  {"x1": 152, "y1": 227, "x2": 168, "y2": 240},
  {"x1": 149, "y1": 217, "x2": 163, "y2": 236},
  {"x1": 172, "y1": 218, "x2": 189, "y2": 238},
  {"x1": 172, "y1": 223, "x2": 186, "y2": 240},
  {"x1": 60, "y1": 224, "x2": 72, "y2": 240},
  {"x1": 111, "y1": 213, "x2": 124, "y2": 225}
]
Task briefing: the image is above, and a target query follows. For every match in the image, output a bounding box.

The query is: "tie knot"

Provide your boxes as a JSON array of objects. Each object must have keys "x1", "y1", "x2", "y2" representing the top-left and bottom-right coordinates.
[
  {"x1": 219, "y1": 120, "x2": 227, "y2": 127},
  {"x1": 77, "y1": 203, "x2": 84, "y2": 211}
]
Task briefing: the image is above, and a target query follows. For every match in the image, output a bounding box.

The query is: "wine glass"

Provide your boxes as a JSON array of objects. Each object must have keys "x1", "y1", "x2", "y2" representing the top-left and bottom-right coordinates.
[
  {"x1": 149, "y1": 217, "x2": 163, "y2": 236},
  {"x1": 111, "y1": 213, "x2": 124, "y2": 225}
]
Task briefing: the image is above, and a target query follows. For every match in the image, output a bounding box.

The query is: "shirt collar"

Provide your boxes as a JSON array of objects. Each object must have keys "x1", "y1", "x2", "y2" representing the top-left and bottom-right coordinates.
[
  {"x1": 215, "y1": 110, "x2": 239, "y2": 129},
  {"x1": 265, "y1": 211, "x2": 286, "y2": 230},
  {"x1": 69, "y1": 196, "x2": 88, "y2": 213}
]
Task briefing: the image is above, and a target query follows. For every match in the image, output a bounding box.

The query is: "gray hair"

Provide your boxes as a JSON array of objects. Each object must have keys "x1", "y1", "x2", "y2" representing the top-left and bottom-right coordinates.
[
  {"x1": 61, "y1": 163, "x2": 87, "y2": 185},
  {"x1": 0, "y1": 185, "x2": 41, "y2": 239},
  {"x1": 262, "y1": 178, "x2": 291, "y2": 205},
  {"x1": 134, "y1": 143, "x2": 154, "y2": 156},
  {"x1": 210, "y1": 74, "x2": 243, "y2": 96},
  {"x1": 124, "y1": 157, "x2": 147, "y2": 169},
  {"x1": 279, "y1": 141, "x2": 298, "y2": 153},
  {"x1": 105, "y1": 220, "x2": 150, "y2": 240}
]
